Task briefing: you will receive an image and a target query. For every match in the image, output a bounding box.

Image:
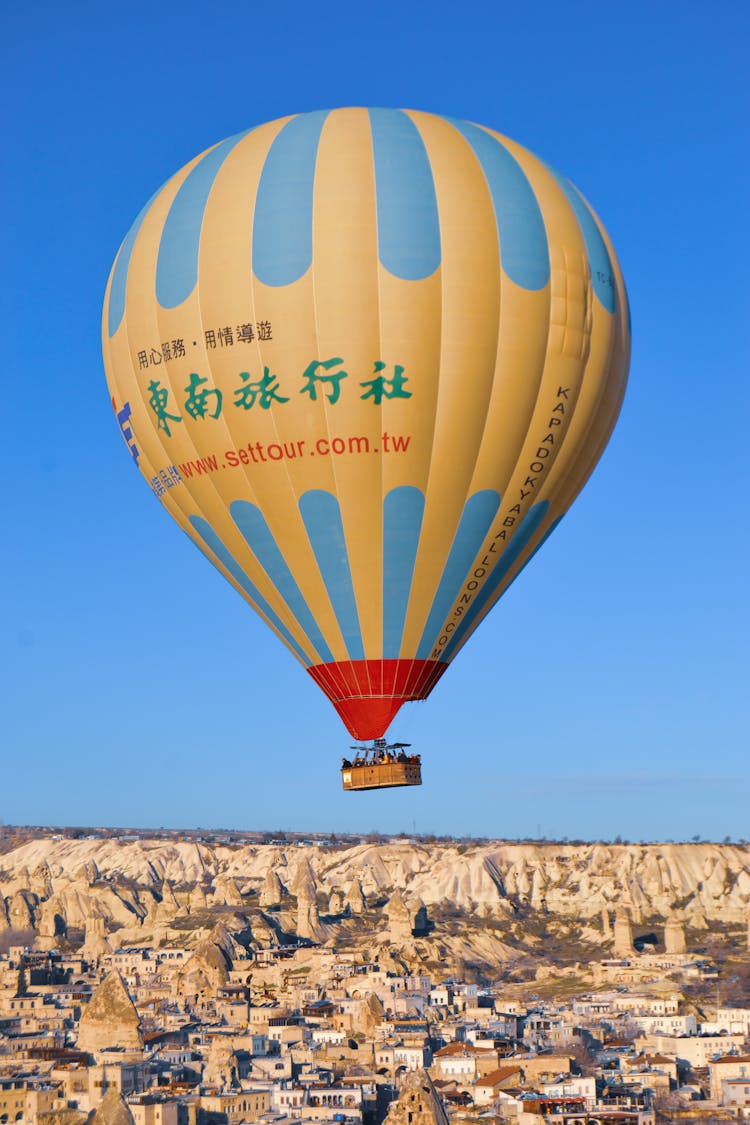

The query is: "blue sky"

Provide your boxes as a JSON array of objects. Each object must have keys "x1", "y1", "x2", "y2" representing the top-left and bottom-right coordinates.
[{"x1": 2, "y1": 0, "x2": 748, "y2": 841}]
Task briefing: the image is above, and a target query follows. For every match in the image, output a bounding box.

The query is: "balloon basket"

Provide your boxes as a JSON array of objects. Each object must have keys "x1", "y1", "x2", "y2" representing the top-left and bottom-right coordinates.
[{"x1": 340, "y1": 738, "x2": 422, "y2": 791}]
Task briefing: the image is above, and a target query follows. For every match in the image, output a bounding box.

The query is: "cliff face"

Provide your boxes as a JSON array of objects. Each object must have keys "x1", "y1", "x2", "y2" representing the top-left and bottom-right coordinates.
[{"x1": 0, "y1": 838, "x2": 747, "y2": 939}]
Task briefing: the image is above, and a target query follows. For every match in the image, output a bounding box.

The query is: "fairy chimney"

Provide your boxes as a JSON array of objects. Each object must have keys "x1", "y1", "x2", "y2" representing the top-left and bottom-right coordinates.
[
  {"x1": 82, "y1": 916, "x2": 111, "y2": 962},
  {"x1": 665, "y1": 913, "x2": 687, "y2": 954},
  {"x1": 613, "y1": 908, "x2": 634, "y2": 957},
  {"x1": 90, "y1": 1087, "x2": 135, "y2": 1125},
  {"x1": 384, "y1": 1070, "x2": 450, "y2": 1125},
  {"x1": 297, "y1": 884, "x2": 324, "y2": 943},
  {"x1": 260, "y1": 868, "x2": 284, "y2": 908},
  {"x1": 77, "y1": 971, "x2": 143, "y2": 1053},
  {"x1": 387, "y1": 891, "x2": 413, "y2": 943},
  {"x1": 345, "y1": 880, "x2": 366, "y2": 914}
]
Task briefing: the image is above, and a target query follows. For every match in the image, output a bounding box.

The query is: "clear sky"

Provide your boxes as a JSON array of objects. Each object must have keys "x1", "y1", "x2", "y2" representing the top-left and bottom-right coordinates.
[{"x1": 2, "y1": 0, "x2": 748, "y2": 841}]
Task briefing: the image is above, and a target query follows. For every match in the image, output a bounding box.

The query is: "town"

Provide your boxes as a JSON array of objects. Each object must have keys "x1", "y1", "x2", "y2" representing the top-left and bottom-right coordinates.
[{"x1": 1, "y1": 832, "x2": 749, "y2": 1124}]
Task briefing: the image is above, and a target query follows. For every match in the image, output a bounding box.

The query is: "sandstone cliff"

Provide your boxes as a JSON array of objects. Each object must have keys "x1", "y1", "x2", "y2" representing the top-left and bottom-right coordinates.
[{"x1": 0, "y1": 836, "x2": 747, "y2": 975}]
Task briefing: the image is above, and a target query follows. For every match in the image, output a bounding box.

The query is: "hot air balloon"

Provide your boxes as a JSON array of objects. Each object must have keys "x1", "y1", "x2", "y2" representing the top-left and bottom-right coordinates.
[{"x1": 102, "y1": 108, "x2": 630, "y2": 791}]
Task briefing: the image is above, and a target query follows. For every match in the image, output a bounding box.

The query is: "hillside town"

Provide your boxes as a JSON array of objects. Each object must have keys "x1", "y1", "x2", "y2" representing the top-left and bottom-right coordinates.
[{"x1": 1, "y1": 833, "x2": 749, "y2": 1123}]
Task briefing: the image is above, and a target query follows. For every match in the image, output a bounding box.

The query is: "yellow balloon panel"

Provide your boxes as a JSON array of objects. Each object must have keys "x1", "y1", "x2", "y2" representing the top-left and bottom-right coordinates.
[{"x1": 103, "y1": 108, "x2": 630, "y2": 738}]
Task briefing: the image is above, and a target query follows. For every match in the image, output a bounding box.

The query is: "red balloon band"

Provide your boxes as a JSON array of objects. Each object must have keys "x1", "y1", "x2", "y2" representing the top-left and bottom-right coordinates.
[{"x1": 307, "y1": 659, "x2": 449, "y2": 739}]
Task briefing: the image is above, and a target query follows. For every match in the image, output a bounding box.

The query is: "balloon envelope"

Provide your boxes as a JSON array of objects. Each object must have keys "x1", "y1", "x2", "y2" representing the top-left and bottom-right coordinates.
[{"x1": 103, "y1": 108, "x2": 630, "y2": 739}]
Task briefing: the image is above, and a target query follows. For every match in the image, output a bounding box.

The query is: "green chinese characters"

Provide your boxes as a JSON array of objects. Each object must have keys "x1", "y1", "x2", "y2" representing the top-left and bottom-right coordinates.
[{"x1": 146, "y1": 358, "x2": 411, "y2": 435}]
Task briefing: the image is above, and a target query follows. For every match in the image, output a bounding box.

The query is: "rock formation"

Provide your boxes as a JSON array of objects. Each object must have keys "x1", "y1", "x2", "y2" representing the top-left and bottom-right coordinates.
[
  {"x1": 613, "y1": 908, "x2": 634, "y2": 957},
  {"x1": 360, "y1": 990, "x2": 385, "y2": 1034},
  {"x1": 384, "y1": 1070, "x2": 449, "y2": 1125},
  {"x1": 293, "y1": 859, "x2": 317, "y2": 901},
  {"x1": 260, "y1": 868, "x2": 283, "y2": 908},
  {"x1": 6, "y1": 890, "x2": 35, "y2": 930},
  {"x1": 89, "y1": 1088, "x2": 135, "y2": 1125},
  {"x1": 386, "y1": 891, "x2": 414, "y2": 943},
  {"x1": 1, "y1": 835, "x2": 749, "y2": 972},
  {"x1": 345, "y1": 879, "x2": 366, "y2": 914},
  {"x1": 212, "y1": 875, "x2": 244, "y2": 907},
  {"x1": 297, "y1": 882, "x2": 324, "y2": 942},
  {"x1": 664, "y1": 913, "x2": 687, "y2": 954},
  {"x1": 210, "y1": 921, "x2": 242, "y2": 961},
  {"x1": 177, "y1": 938, "x2": 231, "y2": 1000},
  {"x1": 203, "y1": 1035, "x2": 241, "y2": 1089},
  {"x1": 81, "y1": 917, "x2": 111, "y2": 961},
  {"x1": 327, "y1": 889, "x2": 346, "y2": 915},
  {"x1": 37, "y1": 1110, "x2": 88, "y2": 1125},
  {"x1": 252, "y1": 912, "x2": 279, "y2": 947},
  {"x1": 30, "y1": 862, "x2": 53, "y2": 899},
  {"x1": 76, "y1": 860, "x2": 99, "y2": 885},
  {"x1": 150, "y1": 881, "x2": 181, "y2": 923},
  {"x1": 412, "y1": 897, "x2": 429, "y2": 934},
  {"x1": 188, "y1": 884, "x2": 208, "y2": 913},
  {"x1": 530, "y1": 866, "x2": 548, "y2": 910},
  {"x1": 77, "y1": 971, "x2": 143, "y2": 1053},
  {"x1": 36, "y1": 897, "x2": 67, "y2": 948}
]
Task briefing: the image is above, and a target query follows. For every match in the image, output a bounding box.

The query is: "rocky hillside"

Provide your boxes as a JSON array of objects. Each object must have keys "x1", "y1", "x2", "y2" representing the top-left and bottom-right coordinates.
[{"x1": 1, "y1": 837, "x2": 747, "y2": 966}]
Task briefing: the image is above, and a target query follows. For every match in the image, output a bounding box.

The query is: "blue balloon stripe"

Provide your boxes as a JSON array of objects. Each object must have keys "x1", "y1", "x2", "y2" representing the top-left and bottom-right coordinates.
[
  {"x1": 299, "y1": 490, "x2": 364, "y2": 662},
  {"x1": 383, "y1": 486, "x2": 425, "y2": 658},
  {"x1": 440, "y1": 502, "x2": 553, "y2": 662},
  {"x1": 107, "y1": 191, "x2": 159, "y2": 337},
  {"x1": 546, "y1": 170, "x2": 616, "y2": 314},
  {"x1": 510, "y1": 513, "x2": 561, "y2": 582},
  {"x1": 230, "y1": 500, "x2": 334, "y2": 664},
  {"x1": 156, "y1": 132, "x2": 249, "y2": 309},
  {"x1": 368, "y1": 108, "x2": 441, "y2": 280},
  {"x1": 448, "y1": 119, "x2": 549, "y2": 291},
  {"x1": 416, "y1": 490, "x2": 501, "y2": 660},
  {"x1": 189, "y1": 516, "x2": 311, "y2": 666},
  {"x1": 252, "y1": 110, "x2": 329, "y2": 286}
]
